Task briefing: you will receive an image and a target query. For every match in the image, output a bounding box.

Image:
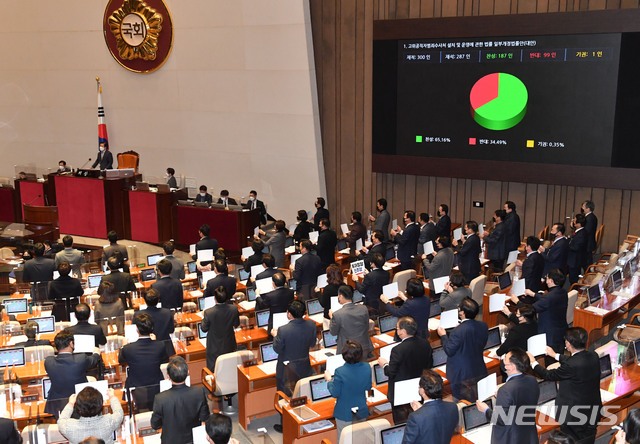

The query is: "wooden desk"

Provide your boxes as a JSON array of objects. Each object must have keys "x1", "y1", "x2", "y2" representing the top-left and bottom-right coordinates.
[{"x1": 238, "y1": 364, "x2": 278, "y2": 429}]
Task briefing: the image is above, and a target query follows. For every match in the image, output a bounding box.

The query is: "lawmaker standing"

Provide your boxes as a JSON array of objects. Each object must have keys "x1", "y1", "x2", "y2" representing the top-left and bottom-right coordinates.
[
  {"x1": 91, "y1": 141, "x2": 113, "y2": 170},
  {"x1": 201, "y1": 287, "x2": 240, "y2": 370}
]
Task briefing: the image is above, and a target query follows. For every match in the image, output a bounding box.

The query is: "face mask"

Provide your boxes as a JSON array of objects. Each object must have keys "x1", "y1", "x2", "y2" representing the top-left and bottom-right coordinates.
[
  {"x1": 200, "y1": 193, "x2": 206, "y2": 197},
  {"x1": 58, "y1": 166, "x2": 64, "y2": 170},
  {"x1": 249, "y1": 196, "x2": 255, "y2": 201},
  {"x1": 99, "y1": 146, "x2": 105, "y2": 152}
]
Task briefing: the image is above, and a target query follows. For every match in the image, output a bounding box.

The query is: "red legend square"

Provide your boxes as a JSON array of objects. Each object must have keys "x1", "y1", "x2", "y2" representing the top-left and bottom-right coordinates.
[{"x1": 469, "y1": 138, "x2": 476, "y2": 145}]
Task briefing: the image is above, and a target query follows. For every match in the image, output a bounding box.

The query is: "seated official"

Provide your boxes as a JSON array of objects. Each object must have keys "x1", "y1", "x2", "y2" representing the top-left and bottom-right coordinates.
[
  {"x1": 67, "y1": 303, "x2": 107, "y2": 347},
  {"x1": 166, "y1": 167, "x2": 178, "y2": 188},
  {"x1": 205, "y1": 413, "x2": 240, "y2": 444},
  {"x1": 58, "y1": 387, "x2": 123, "y2": 444},
  {"x1": 138, "y1": 288, "x2": 175, "y2": 342},
  {"x1": 162, "y1": 240, "x2": 185, "y2": 280},
  {"x1": 203, "y1": 259, "x2": 237, "y2": 301},
  {"x1": 15, "y1": 320, "x2": 52, "y2": 348},
  {"x1": 150, "y1": 258, "x2": 184, "y2": 310},
  {"x1": 439, "y1": 270, "x2": 471, "y2": 312},
  {"x1": 615, "y1": 409, "x2": 640, "y2": 444},
  {"x1": 94, "y1": 281, "x2": 125, "y2": 337},
  {"x1": 241, "y1": 238, "x2": 264, "y2": 274},
  {"x1": 48, "y1": 260, "x2": 84, "y2": 321},
  {"x1": 217, "y1": 189, "x2": 237, "y2": 207},
  {"x1": 151, "y1": 356, "x2": 210, "y2": 443},
  {"x1": 58, "y1": 159, "x2": 71, "y2": 173},
  {"x1": 195, "y1": 185, "x2": 213, "y2": 205}
]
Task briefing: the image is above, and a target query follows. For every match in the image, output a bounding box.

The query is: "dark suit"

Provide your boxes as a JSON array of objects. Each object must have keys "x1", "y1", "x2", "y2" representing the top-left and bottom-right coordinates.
[
  {"x1": 533, "y1": 286, "x2": 568, "y2": 353},
  {"x1": 15, "y1": 338, "x2": 51, "y2": 348},
  {"x1": 504, "y1": 211, "x2": 521, "y2": 252},
  {"x1": 201, "y1": 303, "x2": 240, "y2": 370},
  {"x1": 151, "y1": 384, "x2": 210, "y2": 444},
  {"x1": 0, "y1": 418, "x2": 21, "y2": 444},
  {"x1": 346, "y1": 222, "x2": 367, "y2": 251},
  {"x1": 441, "y1": 319, "x2": 488, "y2": 401},
  {"x1": 255, "y1": 267, "x2": 278, "y2": 281},
  {"x1": 533, "y1": 350, "x2": 602, "y2": 443},
  {"x1": 167, "y1": 175, "x2": 177, "y2": 188},
  {"x1": 101, "y1": 270, "x2": 136, "y2": 293},
  {"x1": 457, "y1": 234, "x2": 482, "y2": 283},
  {"x1": 256, "y1": 287, "x2": 295, "y2": 333},
  {"x1": 355, "y1": 267, "x2": 390, "y2": 314},
  {"x1": 417, "y1": 222, "x2": 437, "y2": 255},
  {"x1": 384, "y1": 336, "x2": 433, "y2": 422},
  {"x1": 217, "y1": 197, "x2": 238, "y2": 206},
  {"x1": 119, "y1": 337, "x2": 170, "y2": 410},
  {"x1": 91, "y1": 149, "x2": 113, "y2": 170},
  {"x1": 402, "y1": 399, "x2": 458, "y2": 444},
  {"x1": 293, "y1": 252, "x2": 322, "y2": 300},
  {"x1": 68, "y1": 320, "x2": 107, "y2": 346},
  {"x1": 150, "y1": 276, "x2": 184, "y2": 309},
  {"x1": 48, "y1": 275, "x2": 83, "y2": 321},
  {"x1": 542, "y1": 237, "x2": 569, "y2": 276},
  {"x1": 362, "y1": 242, "x2": 387, "y2": 270},
  {"x1": 247, "y1": 198, "x2": 267, "y2": 225},
  {"x1": 313, "y1": 207, "x2": 330, "y2": 231},
  {"x1": 385, "y1": 297, "x2": 430, "y2": 339},
  {"x1": 203, "y1": 274, "x2": 237, "y2": 300},
  {"x1": 243, "y1": 252, "x2": 263, "y2": 273},
  {"x1": 496, "y1": 314, "x2": 538, "y2": 357},
  {"x1": 164, "y1": 254, "x2": 185, "y2": 280},
  {"x1": 44, "y1": 352, "x2": 100, "y2": 416},
  {"x1": 22, "y1": 256, "x2": 55, "y2": 282},
  {"x1": 485, "y1": 374, "x2": 540, "y2": 444},
  {"x1": 522, "y1": 251, "x2": 544, "y2": 293},
  {"x1": 484, "y1": 222, "x2": 507, "y2": 263},
  {"x1": 568, "y1": 228, "x2": 589, "y2": 284},
  {"x1": 395, "y1": 223, "x2": 420, "y2": 270},
  {"x1": 435, "y1": 214, "x2": 451, "y2": 238},
  {"x1": 193, "y1": 236, "x2": 218, "y2": 265},
  {"x1": 584, "y1": 212, "x2": 598, "y2": 259},
  {"x1": 101, "y1": 242, "x2": 129, "y2": 266},
  {"x1": 138, "y1": 306, "x2": 175, "y2": 341},
  {"x1": 195, "y1": 193, "x2": 213, "y2": 205},
  {"x1": 315, "y1": 229, "x2": 337, "y2": 270},
  {"x1": 330, "y1": 302, "x2": 374, "y2": 359},
  {"x1": 273, "y1": 318, "x2": 316, "y2": 394},
  {"x1": 293, "y1": 220, "x2": 312, "y2": 242}
]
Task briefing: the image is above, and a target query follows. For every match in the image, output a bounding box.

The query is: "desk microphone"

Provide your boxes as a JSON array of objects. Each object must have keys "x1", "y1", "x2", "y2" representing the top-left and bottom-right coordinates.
[
  {"x1": 23, "y1": 194, "x2": 42, "y2": 206},
  {"x1": 78, "y1": 157, "x2": 92, "y2": 170}
]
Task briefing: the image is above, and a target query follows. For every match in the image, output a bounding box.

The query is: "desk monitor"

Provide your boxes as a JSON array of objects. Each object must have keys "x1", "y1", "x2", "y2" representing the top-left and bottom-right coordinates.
[
  {"x1": 284, "y1": 236, "x2": 295, "y2": 248},
  {"x1": 373, "y1": 363, "x2": 389, "y2": 385},
  {"x1": 378, "y1": 314, "x2": 398, "y2": 334},
  {"x1": 156, "y1": 184, "x2": 170, "y2": 193},
  {"x1": 498, "y1": 272, "x2": 512, "y2": 291},
  {"x1": 429, "y1": 300, "x2": 442, "y2": 318},
  {"x1": 197, "y1": 296, "x2": 216, "y2": 312},
  {"x1": 322, "y1": 330, "x2": 338, "y2": 348},
  {"x1": 309, "y1": 377, "x2": 333, "y2": 402},
  {"x1": 432, "y1": 346, "x2": 448, "y2": 367},
  {"x1": 380, "y1": 424, "x2": 406, "y2": 444},
  {"x1": 195, "y1": 201, "x2": 211, "y2": 208},
  {"x1": 238, "y1": 269, "x2": 250, "y2": 281},
  {"x1": 197, "y1": 322, "x2": 207, "y2": 339},
  {"x1": 28, "y1": 316, "x2": 56, "y2": 334},
  {"x1": 462, "y1": 399, "x2": 493, "y2": 432},
  {"x1": 177, "y1": 200, "x2": 193, "y2": 206},
  {"x1": 537, "y1": 380, "x2": 558, "y2": 405},
  {"x1": 306, "y1": 299, "x2": 323, "y2": 316},
  {"x1": 135, "y1": 182, "x2": 150, "y2": 191},
  {"x1": 256, "y1": 309, "x2": 270, "y2": 328},
  {"x1": 353, "y1": 290, "x2": 364, "y2": 304},
  {"x1": 588, "y1": 284, "x2": 602, "y2": 305},
  {"x1": 228, "y1": 204, "x2": 244, "y2": 211},
  {"x1": 634, "y1": 339, "x2": 640, "y2": 364},
  {"x1": 385, "y1": 247, "x2": 396, "y2": 261},
  {"x1": 87, "y1": 274, "x2": 103, "y2": 289},
  {"x1": 611, "y1": 269, "x2": 623, "y2": 291},
  {"x1": 4, "y1": 298, "x2": 28, "y2": 315},
  {"x1": 0, "y1": 347, "x2": 26, "y2": 368},
  {"x1": 246, "y1": 288, "x2": 257, "y2": 302},
  {"x1": 187, "y1": 261, "x2": 197, "y2": 274},
  {"x1": 42, "y1": 377, "x2": 52, "y2": 399},
  {"x1": 484, "y1": 326, "x2": 501, "y2": 350},
  {"x1": 600, "y1": 354, "x2": 613, "y2": 380},
  {"x1": 147, "y1": 254, "x2": 163, "y2": 267},
  {"x1": 140, "y1": 268, "x2": 157, "y2": 282},
  {"x1": 260, "y1": 342, "x2": 278, "y2": 363}
]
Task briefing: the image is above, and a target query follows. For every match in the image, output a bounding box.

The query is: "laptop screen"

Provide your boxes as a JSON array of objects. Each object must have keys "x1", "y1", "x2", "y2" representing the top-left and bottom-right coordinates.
[
  {"x1": 611, "y1": 269, "x2": 623, "y2": 291},
  {"x1": 87, "y1": 274, "x2": 103, "y2": 289},
  {"x1": 429, "y1": 300, "x2": 442, "y2": 318},
  {"x1": 380, "y1": 424, "x2": 406, "y2": 444},
  {"x1": 306, "y1": 299, "x2": 323, "y2": 316},
  {"x1": 353, "y1": 290, "x2": 364, "y2": 304},
  {"x1": 247, "y1": 288, "x2": 257, "y2": 302},
  {"x1": 378, "y1": 315, "x2": 398, "y2": 334},
  {"x1": 260, "y1": 342, "x2": 278, "y2": 363},
  {"x1": 587, "y1": 284, "x2": 601, "y2": 305},
  {"x1": 28, "y1": 316, "x2": 56, "y2": 334},
  {"x1": 385, "y1": 247, "x2": 396, "y2": 261},
  {"x1": 374, "y1": 363, "x2": 389, "y2": 385},
  {"x1": 187, "y1": 261, "x2": 197, "y2": 274},
  {"x1": 309, "y1": 377, "x2": 332, "y2": 402},
  {"x1": 537, "y1": 380, "x2": 558, "y2": 404},
  {"x1": 484, "y1": 327, "x2": 501, "y2": 350},
  {"x1": 599, "y1": 354, "x2": 613, "y2": 380},
  {"x1": 147, "y1": 254, "x2": 163, "y2": 266},
  {"x1": 140, "y1": 268, "x2": 157, "y2": 282},
  {"x1": 498, "y1": 272, "x2": 512, "y2": 291},
  {"x1": 289, "y1": 278, "x2": 297, "y2": 291},
  {"x1": 256, "y1": 309, "x2": 270, "y2": 328},
  {"x1": 42, "y1": 377, "x2": 52, "y2": 399},
  {"x1": 336, "y1": 239, "x2": 347, "y2": 251},
  {"x1": 197, "y1": 322, "x2": 207, "y2": 339},
  {"x1": 432, "y1": 346, "x2": 448, "y2": 367},
  {"x1": 4, "y1": 298, "x2": 28, "y2": 315},
  {"x1": 322, "y1": 330, "x2": 338, "y2": 348},
  {"x1": 0, "y1": 347, "x2": 26, "y2": 368},
  {"x1": 239, "y1": 269, "x2": 250, "y2": 281},
  {"x1": 463, "y1": 399, "x2": 493, "y2": 432},
  {"x1": 198, "y1": 296, "x2": 216, "y2": 312}
]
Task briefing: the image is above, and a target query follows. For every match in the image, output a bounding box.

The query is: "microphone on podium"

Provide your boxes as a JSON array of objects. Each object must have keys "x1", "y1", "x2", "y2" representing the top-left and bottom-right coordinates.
[
  {"x1": 78, "y1": 158, "x2": 92, "y2": 170},
  {"x1": 24, "y1": 194, "x2": 42, "y2": 207}
]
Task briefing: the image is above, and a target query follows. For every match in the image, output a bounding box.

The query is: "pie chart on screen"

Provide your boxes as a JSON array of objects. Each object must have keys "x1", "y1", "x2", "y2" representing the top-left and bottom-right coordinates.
[{"x1": 470, "y1": 73, "x2": 528, "y2": 130}]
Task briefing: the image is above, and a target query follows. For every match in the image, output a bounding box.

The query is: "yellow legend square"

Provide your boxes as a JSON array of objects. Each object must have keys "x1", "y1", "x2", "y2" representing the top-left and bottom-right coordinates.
[{"x1": 526, "y1": 140, "x2": 534, "y2": 148}]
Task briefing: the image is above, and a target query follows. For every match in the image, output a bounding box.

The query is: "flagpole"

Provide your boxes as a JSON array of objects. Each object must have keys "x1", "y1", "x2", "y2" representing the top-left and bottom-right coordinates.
[{"x1": 96, "y1": 77, "x2": 109, "y2": 149}]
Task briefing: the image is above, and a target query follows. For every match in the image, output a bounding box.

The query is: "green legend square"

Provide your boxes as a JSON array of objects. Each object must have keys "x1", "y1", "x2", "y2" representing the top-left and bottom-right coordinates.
[{"x1": 416, "y1": 135, "x2": 423, "y2": 143}]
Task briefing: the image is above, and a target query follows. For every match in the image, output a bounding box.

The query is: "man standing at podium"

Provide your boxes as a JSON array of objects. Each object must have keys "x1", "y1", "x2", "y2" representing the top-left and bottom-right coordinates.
[{"x1": 91, "y1": 141, "x2": 113, "y2": 170}]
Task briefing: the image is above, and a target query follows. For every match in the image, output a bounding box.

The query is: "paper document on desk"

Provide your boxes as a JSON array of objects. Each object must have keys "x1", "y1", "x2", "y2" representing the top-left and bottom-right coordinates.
[
  {"x1": 239, "y1": 301, "x2": 256, "y2": 311},
  {"x1": 190, "y1": 290, "x2": 203, "y2": 297},
  {"x1": 367, "y1": 388, "x2": 387, "y2": 403},
  {"x1": 463, "y1": 425, "x2": 493, "y2": 444},
  {"x1": 310, "y1": 348, "x2": 336, "y2": 362},
  {"x1": 612, "y1": 290, "x2": 634, "y2": 300},
  {"x1": 374, "y1": 334, "x2": 396, "y2": 344},
  {"x1": 257, "y1": 360, "x2": 278, "y2": 375},
  {"x1": 584, "y1": 306, "x2": 609, "y2": 315},
  {"x1": 527, "y1": 333, "x2": 547, "y2": 356},
  {"x1": 600, "y1": 389, "x2": 617, "y2": 403}
]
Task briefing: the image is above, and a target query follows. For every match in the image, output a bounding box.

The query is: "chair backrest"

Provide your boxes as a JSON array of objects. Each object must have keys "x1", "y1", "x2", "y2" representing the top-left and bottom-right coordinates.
[
  {"x1": 339, "y1": 418, "x2": 391, "y2": 444},
  {"x1": 135, "y1": 411, "x2": 154, "y2": 432},
  {"x1": 22, "y1": 424, "x2": 66, "y2": 443},
  {"x1": 291, "y1": 375, "x2": 318, "y2": 400},
  {"x1": 24, "y1": 345, "x2": 55, "y2": 362},
  {"x1": 0, "y1": 321, "x2": 22, "y2": 334},
  {"x1": 55, "y1": 321, "x2": 72, "y2": 331},
  {"x1": 594, "y1": 224, "x2": 605, "y2": 253},
  {"x1": 174, "y1": 326, "x2": 194, "y2": 340},
  {"x1": 392, "y1": 269, "x2": 416, "y2": 291},
  {"x1": 504, "y1": 262, "x2": 516, "y2": 274},
  {"x1": 566, "y1": 289, "x2": 579, "y2": 325},
  {"x1": 0, "y1": 247, "x2": 15, "y2": 259},
  {"x1": 160, "y1": 362, "x2": 169, "y2": 379},
  {"x1": 182, "y1": 301, "x2": 197, "y2": 313},
  {"x1": 213, "y1": 350, "x2": 254, "y2": 396},
  {"x1": 538, "y1": 225, "x2": 550, "y2": 241},
  {"x1": 124, "y1": 309, "x2": 135, "y2": 323},
  {"x1": 117, "y1": 150, "x2": 140, "y2": 172},
  {"x1": 103, "y1": 335, "x2": 125, "y2": 352},
  {"x1": 469, "y1": 274, "x2": 487, "y2": 306}
]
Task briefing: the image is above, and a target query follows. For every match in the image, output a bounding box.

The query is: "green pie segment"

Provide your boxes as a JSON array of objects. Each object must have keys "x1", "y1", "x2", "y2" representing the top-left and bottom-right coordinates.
[{"x1": 470, "y1": 73, "x2": 528, "y2": 131}]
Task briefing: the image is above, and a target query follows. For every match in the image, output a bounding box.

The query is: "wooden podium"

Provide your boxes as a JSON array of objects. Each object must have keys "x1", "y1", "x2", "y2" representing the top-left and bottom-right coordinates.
[{"x1": 23, "y1": 204, "x2": 59, "y2": 244}]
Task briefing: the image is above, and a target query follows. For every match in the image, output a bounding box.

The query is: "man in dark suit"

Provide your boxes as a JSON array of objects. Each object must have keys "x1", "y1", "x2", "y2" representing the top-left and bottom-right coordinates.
[
  {"x1": 217, "y1": 189, "x2": 237, "y2": 206},
  {"x1": 357, "y1": 229, "x2": 387, "y2": 270},
  {"x1": 0, "y1": 417, "x2": 21, "y2": 444},
  {"x1": 242, "y1": 238, "x2": 264, "y2": 274},
  {"x1": 291, "y1": 240, "x2": 322, "y2": 301},
  {"x1": 517, "y1": 236, "x2": 545, "y2": 299},
  {"x1": 256, "y1": 272, "x2": 295, "y2": 335},
  {"x1": 91, "y1": 142, "x2": 113, "y2": 170},
  {"x1": 315, "y1": 218, "x2": 338, "y2": 271},
  {"x1": 437, "y1": 297, "x2": 488, "y2": 401},
  {"x1": 195, "y1": 185, "x2": 213, "y2": 205},
  {"x1": 44, "y1": 329, "x2": 100, "y2": 418},
  {"x1": 101, "y1": 230, "x2": 129, "y2": 267},
  {"x1": 503, "y1": 200, "x2": 522, "y2": 252},
  {"x1": 311, "y1": 197, "x2": 330, "y2": 231},
  {"x1": 138, "y1": 288, "x2": 175, "y2": 342},
  {"x1": 378, "y1": 316, "x2": 433, "y2": 423},
  {"x1": 582, "y1": 200, "x2": 598, "y2": 264},
  {"x1": 369, "y1": 198, "x2": 391, "y2": 241},
  {"x1": 247, "y1": 190, "x2": 268, "y2": 225},
  {"x1": 254, "y1": 254, "x2": 278, "y2": 281},
  {"x1": 520, "y1": 268, "x2": 568, "y2": 353},
  {"x1": 540, "y1": 222, "x2": 569, "y2": 276},
  {"x1": 482, "y1": 209, "x2": 507, "y2": 274},
  {"x1": 343, "y1": 211, "x2": 367, "y2": 253},
  {"x1": 162, "y1": 240, "x2": 185, "y2": 280},
  {"x1": 477, "y1": 348, "x2": 540, "y2": 444},
  {"x1": 330, "y1": 285, "x2": 374, "y2": 360},
  {"x1": 67, "y1": 303, "x2": 107, "y2": 346},
  {"x1": 402, "y1": 370, "x2": 458, "y2": 444},
  {"x1": 354, "y1": 253, "x2": 390, "y2": 316},
  {"x1": 200, "y1": 287, "x2": 240, "y2": 370},
  {"x1": 435, "y1": 204, "x2": 451, "y2": 238},
  {"x1": 119, "y1": 313, "x2": 170, "y2": 411},
  {"x1": 528, "y1": 327, "x2": 602, "y2": 444},
  {"x1": 22, "y1": 242, "x2": 55, "y2": 283},
  {"x1": 150, "y1": 259, "x2": 184, "y2": 310},
  {"x1": 391, "y1": 210, "x2": 420, "y2": 271},
  {"x1": 48, "y1": 261, "x2": 83, "y2": 321},
  {"x1": 453, "y1": 220, "x2": 482, "y2": 284},
  {"x1": 380, "y1": 278, "x2": 430, "y2": 339},
  {"x1": 203, "y1": 259, "x2": 237, "y2": 300},
  {"x1": 192, "y1": 224, "x2": 218, "y2": 266},
  {"x1": 15, "y1": 320, "x2": 52, "y2": 347},
  {"x1": 416, "y1": 212, "x2": 437, "y2": 255},
  {"x1": 568, "y1": 213, "x2": 589, "y2": 284},
  {"x1": 101, "y1": 256, "x2": 136, "y2": 293},
  {"x1": 151, "y1": 356, "x2": 210, "y2": 444}
]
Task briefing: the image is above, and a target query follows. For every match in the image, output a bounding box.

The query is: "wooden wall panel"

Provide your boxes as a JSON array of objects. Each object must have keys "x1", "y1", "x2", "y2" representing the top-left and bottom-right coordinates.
[{"x1": 310, "y1": 0, "x2": 640, "y2": 258}]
